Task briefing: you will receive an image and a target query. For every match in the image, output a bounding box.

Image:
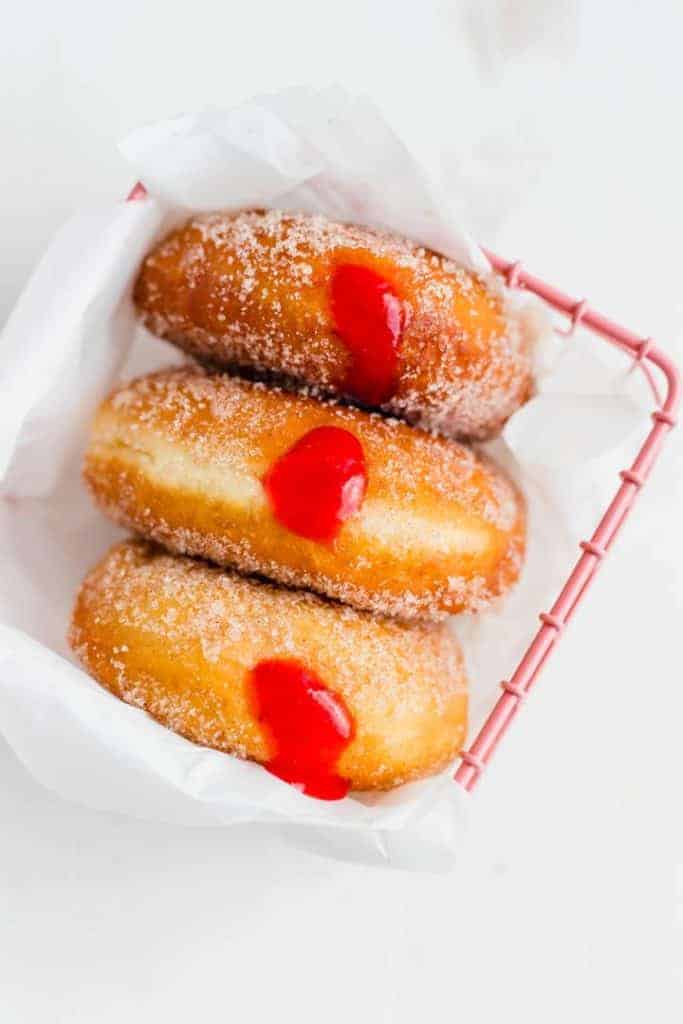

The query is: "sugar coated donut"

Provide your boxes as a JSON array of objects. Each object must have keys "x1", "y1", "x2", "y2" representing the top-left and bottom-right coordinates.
[
  {"x1": 134, "y1": 209, "x2": 534, "y2": 440},
  {"x1": 84, "y1": 365, "x2": 526, "y2": 620},
  {"x1": 69, "y1": 540, "x2": 468, "y2": 796}
]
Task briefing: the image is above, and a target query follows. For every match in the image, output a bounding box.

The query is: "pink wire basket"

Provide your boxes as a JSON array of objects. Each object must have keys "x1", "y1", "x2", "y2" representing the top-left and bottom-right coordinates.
[
  {"x1": 456, "y1": 252, "x2": 680, "y2": 792},
  {"x1": 127, "y1": 183, "x2": 680, "y2": 798}
]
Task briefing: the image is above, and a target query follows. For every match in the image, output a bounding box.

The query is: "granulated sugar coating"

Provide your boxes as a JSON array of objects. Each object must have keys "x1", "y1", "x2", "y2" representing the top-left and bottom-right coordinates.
[
  {"x1": 134, "y1": 209, "x2": 534, "y2": 440},
  {"x1": 84, "y1": 365, "x2": 526, "y2": 620},
  {"x1": 69, "y1": 540, "x2": 468, "y2": 791}
]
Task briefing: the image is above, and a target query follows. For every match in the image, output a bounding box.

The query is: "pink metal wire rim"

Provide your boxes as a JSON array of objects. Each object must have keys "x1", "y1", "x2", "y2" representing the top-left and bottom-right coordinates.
[
  {"x1": 620, "y1": 469, "x2": 644, "y2": 488},
  {"x1": 539, "y1": 612, "x2": 563, "y2": 632},
  {"x1": 125, "y1": 184, "x2": 681, "y2": 797},
  {"x1": 455, "y1": 249, "x2": 680, "y2": 791},
  {"x1": 460, "y1": 750, "x2": 486, "y2": 772},
  {"x1": 500, "y1": 681, "x2": 526, "y2": 701},
  {"x1": 633, "y1": 337, "x2": 654, "y2": 363},
  {"x1": 505, "y1": 261, "x2": 524, "y2": 289},
  {"x1": 580, "y1": 540, "x2": 606, "y2": 559},
  {"x1": 127, "y1": 181, "x2": 147, "y2": 201},
  {"x1": 558, "y1": 297, "x2": 588, "y2": 337}
]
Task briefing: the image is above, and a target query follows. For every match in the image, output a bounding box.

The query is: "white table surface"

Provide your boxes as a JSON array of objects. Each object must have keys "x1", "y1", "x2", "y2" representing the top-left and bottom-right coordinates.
[{"x1": 2, "y1": 2, "x2": 682, "y2": 1020}]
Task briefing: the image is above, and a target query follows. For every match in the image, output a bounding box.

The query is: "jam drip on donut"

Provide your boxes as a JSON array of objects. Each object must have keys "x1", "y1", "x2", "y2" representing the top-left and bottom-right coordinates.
[
  {"x1": 263, "y1": 426, "x2": 368, "y2": 543},
  {"x1": 250, "y1": 659, "x2": 354, "y2": 800},
  {"x1": 330, "y1": 263, "x2": 405, "y2": 405}
]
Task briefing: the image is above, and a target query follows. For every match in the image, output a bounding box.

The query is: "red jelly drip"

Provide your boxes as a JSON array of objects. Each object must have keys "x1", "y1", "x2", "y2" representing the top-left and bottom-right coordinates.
[
  {"x1": 330, "y1": 263, "x2": 405, "y2": 405},
  {"x1": 263, "y1": 425, "x2": 368, "y2": 543},
  {"x1": 250, "y1": 659, "x2": 354, "y2": 800}
]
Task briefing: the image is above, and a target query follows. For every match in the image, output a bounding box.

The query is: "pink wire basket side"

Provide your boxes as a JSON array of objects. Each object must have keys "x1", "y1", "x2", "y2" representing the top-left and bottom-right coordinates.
[
  {"x1": 126, "y1": 183, "x2": 680, "y2": 797},
  {"x1": 455, "y1": 252, "x2": 680, "y2": 791}
]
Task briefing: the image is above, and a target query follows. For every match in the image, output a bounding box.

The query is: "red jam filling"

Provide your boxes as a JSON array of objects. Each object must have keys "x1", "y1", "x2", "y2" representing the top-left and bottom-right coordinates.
[
  {"x1": 263, "y1": 425, "x2": 368, "y2": 543},
  {"x1": 250, "y1": 659, "x2": 354, "y2": 800},
  {"x1": 330, "y1": 263, "x2": 405, "y2": 406}
]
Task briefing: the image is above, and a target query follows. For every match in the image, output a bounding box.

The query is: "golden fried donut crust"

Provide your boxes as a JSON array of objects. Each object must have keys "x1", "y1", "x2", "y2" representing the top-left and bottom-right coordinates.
[
  {"x1": 133, "y1": 209, "x2": 533, "y2": 440},
  {"x1": 83, "y1": 365, "x2": 526, "y2": 620},
  {"x1": 69, "y1": 540, "x2": 468, "y2": 791}
]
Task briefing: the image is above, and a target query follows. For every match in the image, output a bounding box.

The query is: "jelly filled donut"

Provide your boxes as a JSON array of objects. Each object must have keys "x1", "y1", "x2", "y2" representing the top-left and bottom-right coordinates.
[
  {"x1": 69, "y1": 540, "x2": 468, "y2": 796},
  {"x1": 134, "y1": 209, "x2": 534, "y2": 440},
  {"x1": 84, "y1": 365, "x2": 526, "y2": 620}
]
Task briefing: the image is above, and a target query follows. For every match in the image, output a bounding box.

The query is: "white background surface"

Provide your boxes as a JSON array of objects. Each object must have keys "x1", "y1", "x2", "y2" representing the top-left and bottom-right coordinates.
[{"x1": 2, "y1": 2, "x2": 683, "y2": 1021}]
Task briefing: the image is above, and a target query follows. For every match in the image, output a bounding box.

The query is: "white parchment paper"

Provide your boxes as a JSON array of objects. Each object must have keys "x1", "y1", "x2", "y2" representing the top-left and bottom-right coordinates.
[{"x1": 0, "y1": 87, "x2": 650, "y2": 871}]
